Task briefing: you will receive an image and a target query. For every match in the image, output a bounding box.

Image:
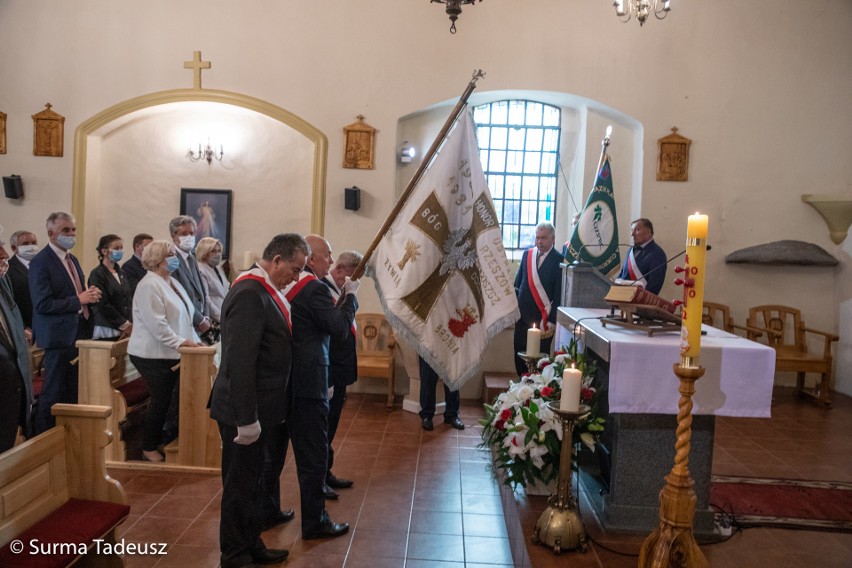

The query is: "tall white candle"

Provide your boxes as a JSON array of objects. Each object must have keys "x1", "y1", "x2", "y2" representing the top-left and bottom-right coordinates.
[
  {"x1": 561, "y1": 367, "x2": 582, "y2": 412},
  {"x1": 526, "y1": 325, "x2": 541, "y2": 357}
]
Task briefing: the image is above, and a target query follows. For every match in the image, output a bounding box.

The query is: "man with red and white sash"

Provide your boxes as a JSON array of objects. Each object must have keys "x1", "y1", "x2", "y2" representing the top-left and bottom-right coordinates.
[
  {"x1": 513, "y1": 222, "x2": 564, "y2": 376},
  {"x1": 617, "y1": 218, "x2": 667, "y2": 295},
  {"x1": 265, "y1": 234, "x2": 358, "y2": 541}
]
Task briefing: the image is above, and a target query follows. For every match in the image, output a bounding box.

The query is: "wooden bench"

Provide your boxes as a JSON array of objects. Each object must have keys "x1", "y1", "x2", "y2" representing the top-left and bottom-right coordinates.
[
  {"x1": 77, "y1": 339, "x2": 150, "y2": 463},
  {"x1": 0, "y1": 404, "x2": 130, "y2": 568},
  {"x1": 482, "y1": 371, "x2": 516, "y2": 404}
]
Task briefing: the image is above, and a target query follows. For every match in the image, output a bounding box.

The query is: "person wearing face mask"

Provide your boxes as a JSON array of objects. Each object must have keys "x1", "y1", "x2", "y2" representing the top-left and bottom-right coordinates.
[
  {"x1": 88, "y1": 234, "x2": 133, "y2": 340},
  {"x1": 7, "y1": 230, "x2": 37, "y2": 334},
  {"x1": 29, "y1": 212, "x2": 102, "y2": 434},
  {"x1": 128, "y1": 240, "x2": 202, "y2": 462},
  {"x1": 195, "y1": 237, "x2": 230, "y2": 324},
  {"x1": 168, "y1": 216, "x2": 212, "y2": 338},
  {"x1": 0, "y1": 237, "x2": 34, "y2": 452}
]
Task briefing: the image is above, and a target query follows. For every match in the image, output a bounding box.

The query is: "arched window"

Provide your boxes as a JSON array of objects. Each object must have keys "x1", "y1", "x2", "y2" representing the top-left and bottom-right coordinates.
[{"x1": 473, "y1": 100, "x2": 561, "y2": 253}]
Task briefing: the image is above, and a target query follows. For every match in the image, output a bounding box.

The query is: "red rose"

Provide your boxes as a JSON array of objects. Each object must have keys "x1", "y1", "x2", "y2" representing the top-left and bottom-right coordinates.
[
  {"x1": 540, "y1": 386, "x2": 554, "y2": 398},
  {"x1": 581, "y1": 388, "x2": 594, "y2": 401},
  {"x1": 524, "y1": 400, "x2": 531, "y2": 407},
  {"x1": 500, "y1": 408, "x2": 512, "y2": 421},
  {"x1": 495, "y1": 420, "x2": 506, "y2": 431}
]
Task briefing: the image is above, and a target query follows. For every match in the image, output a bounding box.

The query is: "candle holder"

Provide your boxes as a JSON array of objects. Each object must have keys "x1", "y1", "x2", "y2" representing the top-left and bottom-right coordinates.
[
  {"x1": 516, "y1": 351, "x2": 546, "y2": 375},
  {"x1": 638, "y1": 363, "x2": 709, "y2": 568},
  {"x1": 532, "y1": 402, "x2": 590, "y2": 554}
]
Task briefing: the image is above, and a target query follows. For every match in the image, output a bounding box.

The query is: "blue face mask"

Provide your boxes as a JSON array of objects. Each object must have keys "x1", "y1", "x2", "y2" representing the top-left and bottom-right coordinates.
[
  {"x1": 57, "y1": 235, "x2": 76, "y2": 250},
  {"x1": 109, "y1": 250, "x2": 124, "y2": 263},
  {"x1": 165, "y1": 256, "x2": 181, "y2": 273}
]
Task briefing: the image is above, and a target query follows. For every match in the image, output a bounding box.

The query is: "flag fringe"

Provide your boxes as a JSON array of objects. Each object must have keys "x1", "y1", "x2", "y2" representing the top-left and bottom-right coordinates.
[{"x1": 367, "y1": 264, "x2": 519, "y2": 392}]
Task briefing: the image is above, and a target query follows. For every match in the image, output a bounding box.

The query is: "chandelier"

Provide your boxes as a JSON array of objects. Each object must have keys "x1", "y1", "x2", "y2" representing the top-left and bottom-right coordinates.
[
  {"x1": 614, "y1": 0, "x2": 671, "y2": 26},
  {"x1": 431, "y1": 0, "x2": 482, "y2": 34}
]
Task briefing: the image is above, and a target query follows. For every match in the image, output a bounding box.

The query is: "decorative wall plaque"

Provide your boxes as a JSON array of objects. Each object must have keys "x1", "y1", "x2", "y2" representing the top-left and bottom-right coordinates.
[
  {"x1": 343, "y1": 115, "x2": 376, "y2": 170},
  {"x1": 32, "y1": 103, "x2": 65, "y2": 157},
  {"x1": 656, "y1": 126, "x2": 691, "y2": 182},
  {"x1": 0, "y1": 111, "x2": 6, "y2": 154}
]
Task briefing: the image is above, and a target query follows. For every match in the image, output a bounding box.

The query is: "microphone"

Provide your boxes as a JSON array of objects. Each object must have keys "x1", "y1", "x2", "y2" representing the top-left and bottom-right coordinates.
[{"x1": 619, "y1": 244, "x2": 712, "y2": 288}]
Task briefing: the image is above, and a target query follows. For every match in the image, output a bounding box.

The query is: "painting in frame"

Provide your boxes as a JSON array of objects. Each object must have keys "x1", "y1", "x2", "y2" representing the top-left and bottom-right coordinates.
[{"x1": 180, "y1": 188, "x2": 233, "y2": 259}]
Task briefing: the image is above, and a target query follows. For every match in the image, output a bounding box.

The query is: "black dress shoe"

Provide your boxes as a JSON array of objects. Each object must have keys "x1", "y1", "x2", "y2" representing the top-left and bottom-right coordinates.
[
  {"x1": 326, "y1": 472, "x2": 354, "y2": 489},
  {"x1": 262, "y1": 509, "x2": 295, "y2": 531},
  {"x1": 252, "y1": 547, "x2": 289, "y2": 564},
  {"x1": 302, "y1": 519, "x2": 350, "y2": 540},
  {"x1": 323, "y1": 483, "x2": 339, "y2": 500},
  {"x1": 444, "y1": 416, "x2": 465, "y2": 430},
  {"x1": 421, "y1": 417, "x2": 434, "y2": 431}
]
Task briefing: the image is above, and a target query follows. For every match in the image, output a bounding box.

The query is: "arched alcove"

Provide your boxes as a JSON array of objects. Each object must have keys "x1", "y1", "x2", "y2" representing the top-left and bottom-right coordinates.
[{"x1": 71, "y1": 89, "x2": 327, "y2": 267}]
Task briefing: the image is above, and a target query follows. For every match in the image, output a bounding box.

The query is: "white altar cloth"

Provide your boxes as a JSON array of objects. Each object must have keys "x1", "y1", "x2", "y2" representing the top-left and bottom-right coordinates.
[{"x1": 557, "y1": 308, "x2": 775, "y2": 418}]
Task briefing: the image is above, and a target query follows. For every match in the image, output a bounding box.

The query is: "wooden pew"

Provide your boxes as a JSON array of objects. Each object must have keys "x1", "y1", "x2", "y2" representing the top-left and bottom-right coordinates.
[
  {"x1": 77, "y1": 339, "x2": 149, "y2": 463},
  {"x1": 0, "y1": 404, "x2": 130, "y2": 568}
]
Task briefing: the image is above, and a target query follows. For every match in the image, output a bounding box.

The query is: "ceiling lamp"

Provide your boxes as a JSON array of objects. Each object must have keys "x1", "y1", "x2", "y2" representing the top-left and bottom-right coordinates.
[
  {"x1": 432, "y1": 0, "x2": 482, "y2": 34},
  {"x1": 614, "y1": 0, "x2": 671, "y2": 26}
]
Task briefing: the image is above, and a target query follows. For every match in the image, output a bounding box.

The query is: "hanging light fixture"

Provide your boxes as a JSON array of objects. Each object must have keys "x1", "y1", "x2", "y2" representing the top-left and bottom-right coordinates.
[
  {"x1": 613, "y1": 0, "x2": 671, "y2": 26},
  {"x1": 431, "y1": 0, "x2": 482, "y2": 34}
]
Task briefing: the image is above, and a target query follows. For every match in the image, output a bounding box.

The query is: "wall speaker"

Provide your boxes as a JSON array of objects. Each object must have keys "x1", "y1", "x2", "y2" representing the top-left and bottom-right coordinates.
[
  {"x1": 344, "y1": 186, "x2": 361, "y2": 211},
  {"x1": 3, "y1": 175, "x2": 23, "y2": 199}
]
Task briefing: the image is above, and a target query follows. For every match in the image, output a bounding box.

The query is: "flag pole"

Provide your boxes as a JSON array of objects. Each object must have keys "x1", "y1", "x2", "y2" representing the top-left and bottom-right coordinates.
[
  {"x1": 350, "y1": 69, "x2": 486, "y2": 280},
  {"x1": 595, "y1": 124, "x2": 613, "y2": 176}
]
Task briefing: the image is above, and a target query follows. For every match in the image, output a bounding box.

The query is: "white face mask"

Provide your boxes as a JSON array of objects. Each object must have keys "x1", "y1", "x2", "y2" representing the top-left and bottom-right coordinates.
[
  {"x1": 208, "y1": 254, "x2": 222, "y2": 266},
  {"x1": 16, "y1": 244, "x2": 38, "y2": 261},
  {"x1": 178, "y1": 235, "x2": 196, "y2": 252}
]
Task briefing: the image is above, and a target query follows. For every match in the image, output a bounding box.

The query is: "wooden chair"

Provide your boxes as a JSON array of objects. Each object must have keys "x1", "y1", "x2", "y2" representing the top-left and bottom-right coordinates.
[
  {"x1": 746, "y1": 305, "x2": 839, "y2": 407},
  {"x1": 355, "y1": 313, "x2": 396, "y2": 409},
  {"x1": 702, "y1": 302, "x2": 767, "y2": 337}
]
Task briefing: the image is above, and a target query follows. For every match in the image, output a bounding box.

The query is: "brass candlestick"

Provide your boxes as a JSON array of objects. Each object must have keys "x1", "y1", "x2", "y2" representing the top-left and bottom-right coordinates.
[
  {"x1": 532, "y1": 402, "x2": 589, "y2": 554},
  {"x1": 638, "y1": 364, "x2": 709, "y2": 568},
  {"x1": 517, "y1": 351, "x2": 547, "y2": 375}
]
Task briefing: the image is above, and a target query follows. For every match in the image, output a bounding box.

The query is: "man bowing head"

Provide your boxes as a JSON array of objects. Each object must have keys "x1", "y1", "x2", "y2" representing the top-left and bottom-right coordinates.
[{"x1": 210, "y1": 233, "x2": 307, "y2": 568}]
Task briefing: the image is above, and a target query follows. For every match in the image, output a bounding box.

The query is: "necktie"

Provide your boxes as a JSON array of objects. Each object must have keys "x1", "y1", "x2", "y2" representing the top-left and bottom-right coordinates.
[{"x1": 66, "y1": 255, "x2": 89, "y2": 319}]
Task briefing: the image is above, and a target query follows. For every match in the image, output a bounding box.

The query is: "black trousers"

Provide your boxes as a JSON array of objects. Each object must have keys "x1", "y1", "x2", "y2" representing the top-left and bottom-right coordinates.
[
  {"x1": 287, "y1": 396, "x2": 330, "y2": 533},
  {"x1": 218, "y1": 422, "x2": 269, "y2": 567},
  {"x1": 418, "y1": 356, "x2": 459, "y2": 420},
  {"x1": 0, "y1": 344, "x2": 25, "y2": 452},
  {"x1": 129, "y1": 356, "x2": 179, "y2": 451},
  {"x1": 327, "y1": 383, "x2": 347, "y2": 474},
  {"x1": 513, "y1": 318, "x2": 554, "y2": 376},
  {"x1": 35, "y1": 346, "x2": 78, "y2": 434},
  {"x1": 260, "y1": 422, "x2": 290, "y2": 523}
]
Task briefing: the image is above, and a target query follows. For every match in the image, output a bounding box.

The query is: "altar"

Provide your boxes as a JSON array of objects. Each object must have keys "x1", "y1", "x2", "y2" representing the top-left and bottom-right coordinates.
[{"x1": 555, "y1": 307, "x2": 775, "y2": 535}]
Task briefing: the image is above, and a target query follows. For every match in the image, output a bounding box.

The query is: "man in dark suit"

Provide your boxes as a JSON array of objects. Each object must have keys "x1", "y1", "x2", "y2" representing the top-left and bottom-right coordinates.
[
  {"x1": 0, "y1": 242, "x2": 33, "y2": 452},
  {"x1": 321, "y1": 250, "x2": 362, "y2": 491},
  {"x1": 169, "y1": 216, "x2": 211, "y2": 336},
  {"x1": 617, "y1": 218, "x2": 667, "y2": 295},
  {"x1": 123, "y1": 232, "x2": 152, "y2": 298},
  {"x1": 513, "y1": 222, "x2": 564, "y2": 376},
  {"x1": 29, "y1": 212, "x2": 101, "y2": 434},
  {"x1": 269, "y1": 234, "x2": 357, "y2": 541},
  {"x1": 8, "y1": 230, "x2": 38, "y2": 335},
  {"x1": 210, "y1": 233, "x2": 308, "y2": 568}
]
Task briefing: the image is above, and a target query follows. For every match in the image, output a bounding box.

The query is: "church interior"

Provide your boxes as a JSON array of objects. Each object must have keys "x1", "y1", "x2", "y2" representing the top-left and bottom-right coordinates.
[{"x1": 0, "y1": 1, "x2": 850, "y2": 567}]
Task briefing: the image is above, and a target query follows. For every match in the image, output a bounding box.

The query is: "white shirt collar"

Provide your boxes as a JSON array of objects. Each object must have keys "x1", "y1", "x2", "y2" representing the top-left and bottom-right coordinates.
[
  {"x1": 48, "y1": 241, "x2": 68, "y2": 261},
  {"x1": 15, "y1": 254, "x2": 31, "y2": 268}
]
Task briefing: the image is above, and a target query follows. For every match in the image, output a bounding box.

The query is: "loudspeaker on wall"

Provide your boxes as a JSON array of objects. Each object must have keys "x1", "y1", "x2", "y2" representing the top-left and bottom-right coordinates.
[
  {"x1": 3, "y1": 175, "x2": 23, "y2": 199},
  {"x1": 344, "y1": 186, "x2": 361, "y2": 211}
]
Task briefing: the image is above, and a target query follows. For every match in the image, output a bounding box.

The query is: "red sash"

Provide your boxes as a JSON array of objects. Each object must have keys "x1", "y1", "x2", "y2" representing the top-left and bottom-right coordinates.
[
  {"x1": 284, "y1": 272, "x2": 318, "y2": 302},
  {"x1": 235, "y1": 273, "x2": 292, "y2": 331},
  {"x1": 525, "y1": 247, "x2": 552, "y2": 331},
  {"x1": 626, "y1": 248, "x2": 643, "y2": 282}
]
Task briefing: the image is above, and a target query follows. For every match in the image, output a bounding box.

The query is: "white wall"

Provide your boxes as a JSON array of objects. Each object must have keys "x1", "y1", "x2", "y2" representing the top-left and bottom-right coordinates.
[{"x1": 1, "y1": 0, "x2": 850, "y2": 394}]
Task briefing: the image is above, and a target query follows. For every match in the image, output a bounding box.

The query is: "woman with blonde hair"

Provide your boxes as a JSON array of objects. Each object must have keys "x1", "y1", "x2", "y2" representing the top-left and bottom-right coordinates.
[
  {"x1": 128, "y1": 240, "x2": 202, "y2": 462},
  {"x1": 195, "y1": 237, "x2": 229, "y2": 324}
]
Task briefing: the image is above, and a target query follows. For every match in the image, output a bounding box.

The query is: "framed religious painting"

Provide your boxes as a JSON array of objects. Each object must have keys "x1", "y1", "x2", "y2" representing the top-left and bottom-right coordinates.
[
  {"x1": 656, "y1": 127, "x2": 691, "y2": 182},
  {"x1": 343, "y1": 115, "x2": 376, "y2": 169},
  {"x1": 0, "y1": 110, "x2": 7, "y2": 154},
  {"x1": 32, "y1": 103, "x2": 65, "y2": 157},
  {"x1": 180, "y1": 188, "x2": 233, "y2": 259}
]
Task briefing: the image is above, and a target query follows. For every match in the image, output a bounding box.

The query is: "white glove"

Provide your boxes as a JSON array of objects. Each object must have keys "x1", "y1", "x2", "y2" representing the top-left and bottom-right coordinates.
[
  {"x1": 342, "y1": 276, "x2": 360, "y2": 296},
  {"x1": 328, "y1": 386, "x2": 335, "y2": 400},
  {"x1": 233, "y1": 420, "x2": 261, "y2": 445}
]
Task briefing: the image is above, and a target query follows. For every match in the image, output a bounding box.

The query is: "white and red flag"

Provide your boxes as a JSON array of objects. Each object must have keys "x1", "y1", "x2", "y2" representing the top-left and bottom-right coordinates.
[{"x1": 367, "y1": 112, "x2": 519, "y2": 390}]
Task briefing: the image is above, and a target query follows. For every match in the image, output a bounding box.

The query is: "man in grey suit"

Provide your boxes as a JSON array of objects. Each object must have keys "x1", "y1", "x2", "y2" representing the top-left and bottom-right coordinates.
[
  {"x1": 168, "y1": 216, "x2": 212, "y2": 336},
  {"x1": 0, "y1": 239, "x2": 34, "y2": 452}
]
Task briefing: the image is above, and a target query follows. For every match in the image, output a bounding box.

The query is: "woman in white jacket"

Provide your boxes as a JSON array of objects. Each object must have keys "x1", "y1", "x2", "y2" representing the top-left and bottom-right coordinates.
[
  {"x1": 128, "y1": 240, "x2": 202, "y2": 462},
  {"x1": 195, "y1": 237, "x2": 229, "y2": 323}
]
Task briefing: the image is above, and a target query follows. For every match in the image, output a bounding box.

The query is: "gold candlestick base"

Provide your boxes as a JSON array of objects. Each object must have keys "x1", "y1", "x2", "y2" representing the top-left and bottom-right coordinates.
[
  {"x1": 517, "y1": 351, "x2": 547, "y2": 375},
  {"x1": 638, "y1": 364, "x2": 709, "y2": 568},
  {"x1": 532, "y1": 403, "x2": 589, "y2": 554}
]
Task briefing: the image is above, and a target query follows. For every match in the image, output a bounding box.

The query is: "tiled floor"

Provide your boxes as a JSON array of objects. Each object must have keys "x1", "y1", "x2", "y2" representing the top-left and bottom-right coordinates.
[{"x1": 112, "y1": 387, "x2": 852, "y2": 567}]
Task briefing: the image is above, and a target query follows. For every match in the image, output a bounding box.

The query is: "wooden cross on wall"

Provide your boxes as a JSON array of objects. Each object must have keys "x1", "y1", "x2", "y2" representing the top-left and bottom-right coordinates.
[{"x1": 184, "y1": 51, "x2": 211, "y2": 89}]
